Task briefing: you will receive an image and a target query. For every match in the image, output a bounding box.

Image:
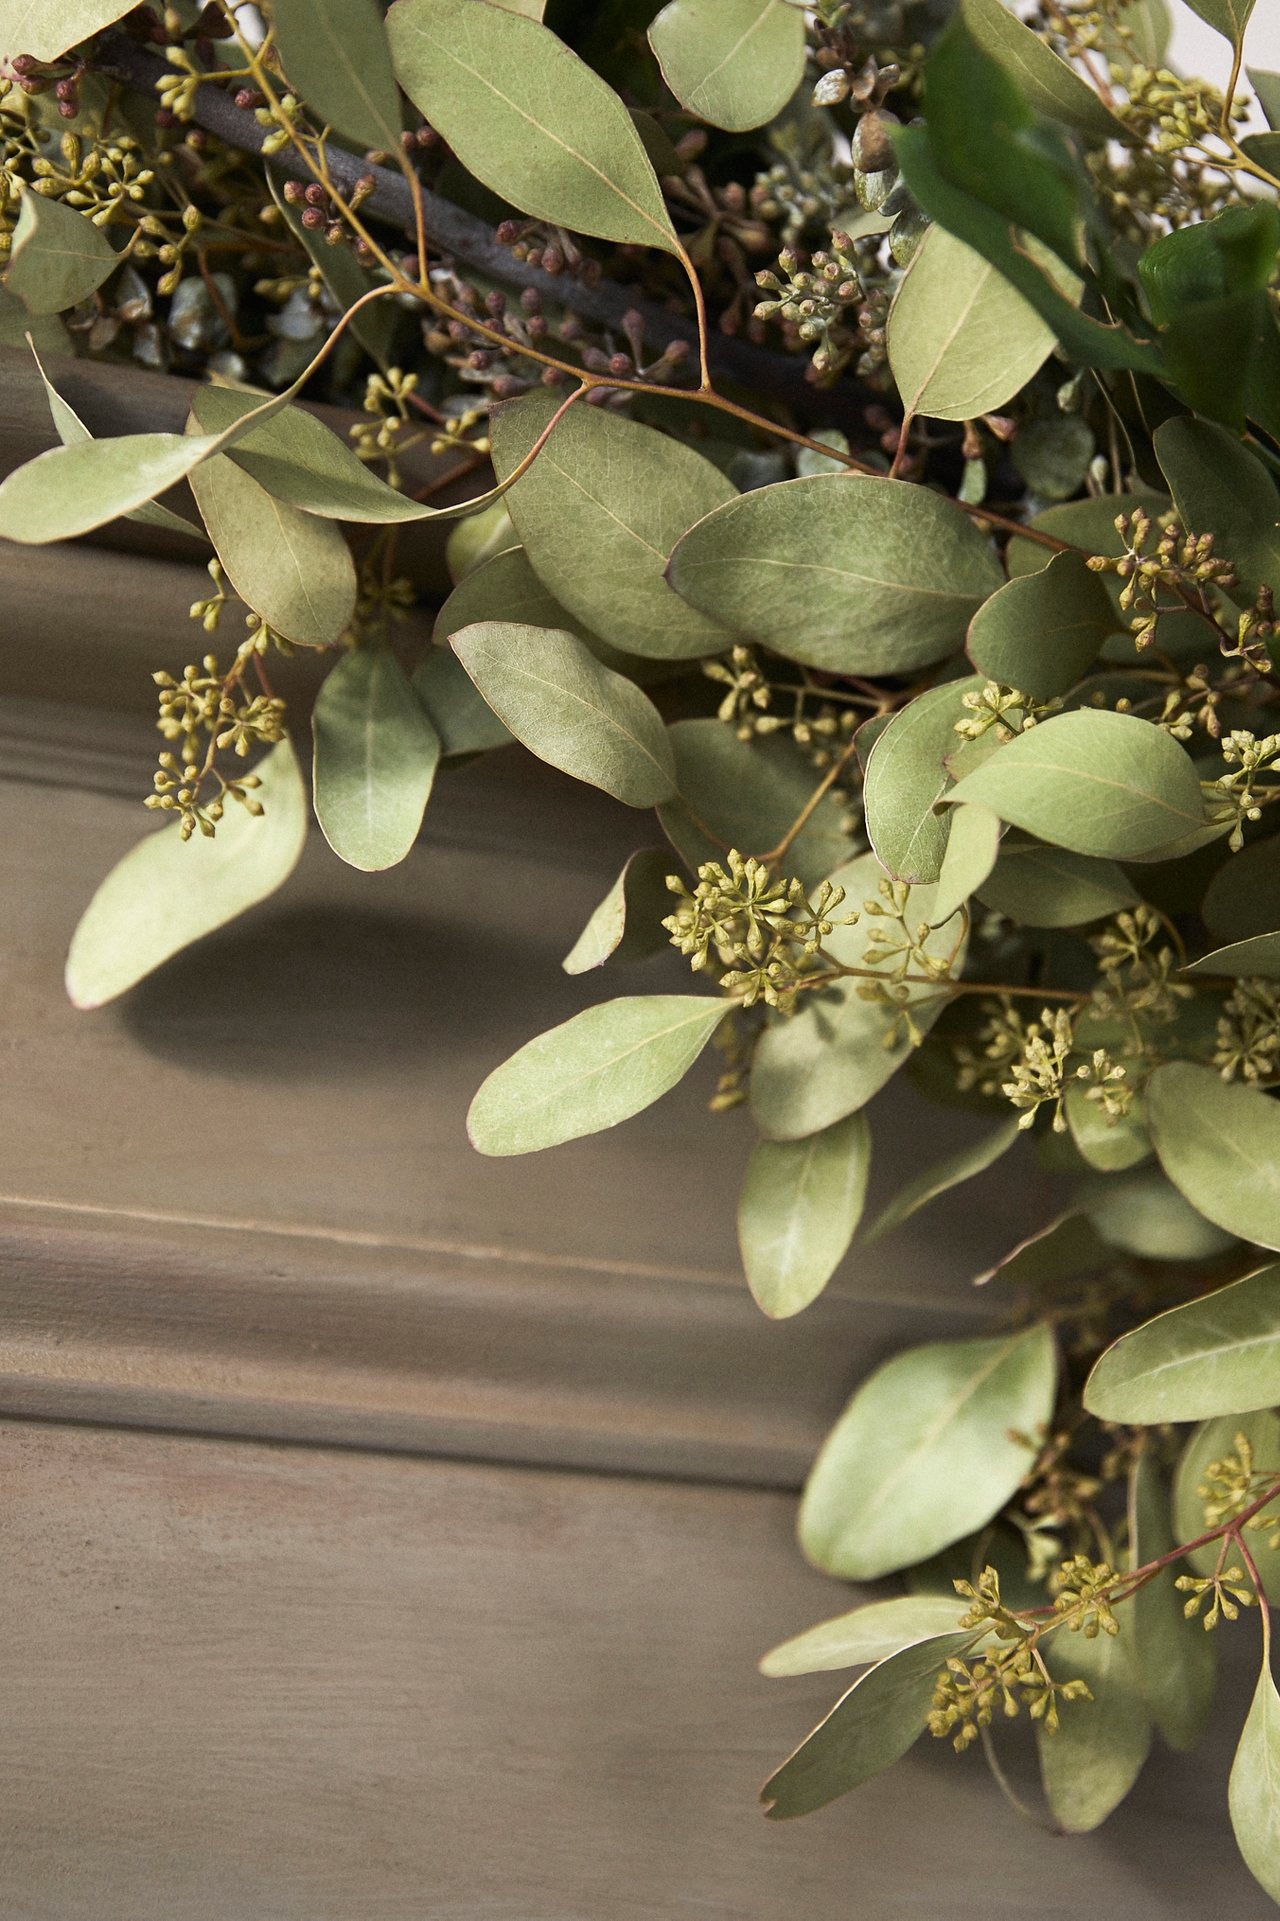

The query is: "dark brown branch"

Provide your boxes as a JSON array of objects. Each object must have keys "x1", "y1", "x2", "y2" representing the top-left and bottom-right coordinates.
[{"x1": 92, "y1": 30, "x2": 873, "y2": 432}]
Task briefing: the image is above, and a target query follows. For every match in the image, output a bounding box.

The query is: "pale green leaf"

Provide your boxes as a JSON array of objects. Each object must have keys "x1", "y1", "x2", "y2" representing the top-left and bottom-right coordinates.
[
  {"x1": 1251, "y1": 68, "x2": 1280, "y2": 132},
  {"x1": 760, "y1": 1595, "x2": 974, "y2": 1677},
  {"x1": 1064, "y1": 1082, "x2": 1151, "y2": 1172},
  {"x1": 738, "y1": 1113, "x2": 871, "y2": 1319},
  {"x1": 933, "y1": 803, "x2": 1002, "y2": 923},
  {"x1": 966, "y1": 551, "x2": 1116, "y2": 700},
  {"x1": 1182, "y1": 932, "x2": 1280, "y2": 979},
  {"x1": 750, "y1": 853, "x2": 967, "y2": 1142},
  {"x1": 4, "y1": 188, "x2": 117, "y2": 315},
  {"x1": 0, "y1": 0, "x2": 133, "y2": 61},
  {"x1": 0, "y1": 285, "x2": 69, "y2": 355},
  {"x1": 311, "y1": 648, "x2": 440, "y2": 872},
  {"x1": 656, "y1": 719, "x2": 856, "y2": 893},
  {"x1": 888, "y1": 223, "x2": 1057, "y2": 423},
  {"x1": 467, "y1": 993, "x2": 726, "y2": 1156},
  {"x1": 1037, "y1": 1616, "x2": 1151, "y2": 1833},
  {"x1": 451, "y1": 622, "x2": 676, "y2": 806},
  {"x1": 188, "y1": 451, "x2": 357, "y2": 648},
  {"x1": 647, "y1": 0, "x2": 805, "y2": 133},
  {"x1": 864, "y1": 1115, "x2": 1020, "y2": 1245},
  {"x1": 1148, "y1": 1060, "x2": 1280, "y2": 1250},
  {"x1": 863, "y1": 680, "x2": 983, "y2": 885},
  {"x1": 1204, "y1": 834, "x2": 1280, "y2": 943},
  {"x1": 975, "y1": 838, "x2": 1140, "y2": 928},
  {"x1": 1184, "y1": 0, "x2": 1255, "y2": 47},
  {"x1": 947, "y1": 710, "x2": 1206, "y2": 859},
  {"x1": 974, "y1": 1211, "x2": 1107, "y2": 1287},
  {"x1": 65, "y1": 739, "x2": 308, "y2": 1010},
  {"x1": 1155, "y1": 417, "x2": 1280, "y2": 606},
  {"x1": 490, "y1": 391, "x2": 735, "y2": 658},
  {"x1": 1086, "y1": 1262, "x2": 1280, "y2": 1424},
  {"x1": 1083, "y1": 1163, "x2": 1238, "y2": 1259},
  {"x1": 1096, "y1": 0, "x2": 1170, "y2": 70},
  {"x1": 272, "y1": 0, "x2": 402, "y2": 153},
  {"x1": 960, "y1": 0, "x2": 1125, "y2": 138},
  {"x1": 30, "y1": 339, "x2": 200, "y2": 538},
  {"x1": 798, "y1": 1324, "x2": 1057, "y2": 1580},
  {"x1": 1176, "y1": 1412, "x2": 1280, "y2": 1599},
  {"x1": 386, "y1": 0, "x2": 678, "y2": 252},
  {"x1": 1127, "y1": 1446, "x2": 1216, "y2": 1752},
  {"x1": 1230, "y1": 1655, "x2": 1280, "y2": 1906},
  {"x1": 562, "y1": 848, "x2": 675, "y2": 974},
  {"x1": 412, "y1": 645, "x2": 514, "y2": 758},
  {"x1": 759, "y1": 1632, "x2": 979, "y2": 1820},
  {"x1": 667, "y1": 474, "x2": 1003, "y2": 676}
]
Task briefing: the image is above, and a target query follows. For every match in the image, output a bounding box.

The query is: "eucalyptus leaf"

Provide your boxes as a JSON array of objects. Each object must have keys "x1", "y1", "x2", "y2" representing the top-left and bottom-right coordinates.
[
  {"x1": 648, "y1": 0, "x2": 805, "y2": 133},
  {"x1": 0, "y1": 0, "x2": 134, "y2": 62},
  {"x1": 958, "y1": 0, "x2": 1124, "y2": 140},
  {"x1": 974, "y1": 1211, "x2": 1107, "y2": 1287},
  {"x1": 1128, "y1": 1446, "x2": 1217, "y2": 1753},
  {"x1": 760, "y1": 1594, "x2": 974, "y2": 1678},
  {"x1": 1203, "y1": 835, "x2": 1280, "y2": 944},
  {"x1": 888, "y1": 222, "x2": 1057, "y2": 423},
  {"x1": 863, "y1": 680, "x2": 982, "y2": 885},
  {"x1": 1064, "y1": 1082, "x2": 1151, "y2": 1172},
  {"x1": 1037, "y1": 1616, "x2": 1151, "y2": 1834},
  {"x1": 4, "y1": 186, "x2": 118, "y2": 315},
  {"x1": 863, "y1": 1115, "x2": 1020, "y2": 1245},
  {"x1": 467, "y1": 993, "x2": 726, "y2": 1156},
  {"x1": 1086, "y1": 1262, "x2": 1280, "y2": 1424},
  {"x1": 798, "y1": 1324, "x2": 1057, "y2": 1580},
  {"x1": 490, "y1": 391, "x2": 735, "y2": 659},
  {"x1": 1148, "y1": 1060, "x2": 1280, "y2": 1250},
  {"x1": 312, "y1": 648, "x2": 441, "y2": 872},
  {"x1": 966, "y1": 551, "x2": 1116, "y2": 700},
  {"x1": 562, "y1": 848, "x2": 675, "y2": 973},
  {"x1": 272, "y1": 0, "x2": 402, "y2": 153},
  {"x1": 65, "y1": 740, "x2": 308, "y2": 1011},
  {"x1": 31, "y1": 341, "x2": 200, "y2": 537},
  {"x1": 1182, "y1": 932, "x2": 1280, "y2": 980},
  {"x1": 1184, "y1": 0, "x2": 1255, "y2": 46},
  {"x1": 947, "y1": 710, "x2": 1206, "y2": 859},
  {"x1": 386, "y1": 0, "x2": 679, "y2": 253},
  {"x1": 1251, "y1": 68, "x2": 1280, "y2": 132},
  {"x1": 750, "y1": 853, "x2": 966, "y2": 1142},
  {"x1": 1175, "y1": 1411, "x2": 1280, "y2": 1598},
  {"x1": 667, "y1": 475, "x2": 1003, "y2": 675},
  {"x1": 932, "y1": 802, "x2": 1001, "y2": 923},
  {"x1": 412, "y1": 646, "x2": 515, "y2": 758},
  {"x1": 446, "y1": 501, "x2": 517, "y2": 584},
  {"x1": 0, "y1": 285, "x2": 69, "y2": 355},
  {"x1": 188, "y1": 451, "x2": 357, "y2": 648},
  {"x1": 759, "y1": 1632, "x2": 979, "y2": 1820},
  {"x1": 433, "y1": 544, "x2": 663, "y2": 682},
  {"x1": 976, "y1": 840, "x2": 1140, "y2": 928},
  {"x1": 450, "y1": 622, "x2": 676, "y2": 806},
  {"x1": 1155, "y1": 416, "x2": 1280, "y2": 605},
  {"x1": 738, "y1": 1113, "x2": 871, "y2": 1319},
  {"x1": 1230, "y1": 1656, "x2": 1280, "y2": 1907},
  {"x1": 1083, "y1": 1164, "x2": 1238, "y2": 1260}
]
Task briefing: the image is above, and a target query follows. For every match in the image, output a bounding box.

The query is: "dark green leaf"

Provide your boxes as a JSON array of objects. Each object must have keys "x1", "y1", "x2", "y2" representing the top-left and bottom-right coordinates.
[
  {"x1": 738, "y1": 1113, "x2": 871, "y2": 1319},
  {"x1": 386, "y1": 0, "x2": 679, "y2": 252},
  {"x1": 467, "y1": 993, "x2": 726, "y2": 1155},
  {"x1": 1176, "y1": 1412, "x2": 1280, "y2": 1599},
  {"x1": 974, "y1": 1210, "x2": 1107, "y2": 1287},
  {"x1": 1127, "y1": 1446, "x2": 1217, "y2": 1752},
  {"x1": 272, "y1": 0, "x2": 402, "y2": 153},
  {"x1": 647, "y1": 0, "x2": 805, "y2": 133},
  {"x1": 1203, "y1": 834, "x2": 1280, "y2": 943},
  {"x1": 667, "y1": 474, "x2": 1003, "y2": 676},
  {"x1": 65, "y1": 739, "x2": 308, "y2": 1010},
  {"x1": 1250, "y1": 67, "x2": 1280, "y2": 130},
  {"x1": 760, "y1": 1595, "x2": 972, "y2": 1678},
  {"x1": 412, "y1": 645, "x2": 514, "y2": 758},
  {"x1": 863, "y1": 680, "x2": 982, "y2": 885},
  {"x1": 1083, "y1": 1163, "x2": 1238, "y2": 1259},
  {"x1": 490, "y1": 391, "x2": 735, "y2": 659},
  {"x1": 1230, "y1": 1656, "x2": 1280, "y2": 1907},
  {"x1": 958, "y1": 0, "x2": 1124, "y2": 139},
  {"x1": 562, "y1": 847, "x2": 675, "y2": 974},
  {"x1": 451, "y1": 622, "x2": 676, "y2": 806},
  {"x1": 1064, "y1": 1082, "x2": 1151, "y2": 1172},
  {"x1": 1155, "y1": 416, "x2": 1280, "y2": 606},
  {"x1": 863, "y1": 1115, "x2": 1020, "y2": 1245},
  {"x1": 1087, "y1": 1262, "x2": 1280, "y2": 1423},
  {"x1": 312, "y1": 648, "x2": 440, "y2": 871},
  {"x1": 4, "y1": 187, "x2": 118, "y2": 314},
  {"x1": 966, "y1": 551, "x2": 1116, "y2": 700},
  {"x1": 1148, "y1": 1060, "x2": 1280, "y2": 1250},
  {"x1": 1185, "y1": 0, "x2": 1255, "y2": 44},
  {"x1": 188, "y1": 451, "x2": 357, "y2": 647},
  {"x1": 976, "y1": 839, "x2": 1140, "y2": 928},
  {"x1": 1037, "y1": 1617, "x2": 1151, "y2": 1833},
  {"x1": 1182, "y1": 932, "x2": 1280, "y2": 979},
  {"x1": 1012, "y1": 414, "x2": 1096, "y2": 501}
]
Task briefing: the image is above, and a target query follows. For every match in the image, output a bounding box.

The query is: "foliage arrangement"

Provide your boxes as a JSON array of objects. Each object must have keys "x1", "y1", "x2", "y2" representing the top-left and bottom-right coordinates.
[{"x1": 9, "y1": 0, "x2": 1280, "y2": 1891}]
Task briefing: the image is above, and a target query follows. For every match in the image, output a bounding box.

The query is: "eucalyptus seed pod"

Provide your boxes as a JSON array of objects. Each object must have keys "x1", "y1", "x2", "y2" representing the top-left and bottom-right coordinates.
[
  {"x1": 888, "y1": 204, "x2": 930, "y2": 267},
  {"x1": 855, "y1": 166, "x2": 897, "y2": 212}
]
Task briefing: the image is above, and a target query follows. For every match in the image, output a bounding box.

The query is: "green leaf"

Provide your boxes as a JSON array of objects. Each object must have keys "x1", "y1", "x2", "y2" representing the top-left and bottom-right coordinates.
[
  {"x1": 188, "y1": 451, "x2": 357, "y2": 648},
  {"x1": 1083, "y1": 1163, "x2": 1238, "y2": 1260},
  {"x1": 657, "y1": 719, "x2": 856, "y2": 894},
  {"x1": 667, "y1": 474, "x2": 1003, "y2": 676},
  {"x1": 1176, "y1": 1412, "x2": 1280, "y2": 1598},
  {"x1": 947, "y1": 710, "x2": 1206, "y2": 859},
  {"x1": 562, "y1": 847, "x2": 675, "y2": 974},
  {"x1": 446, "y1": 501, "x2": 517, "y2": 582},
  {"x1": 799, "y1": 1324, "x2": 1057, "y2": 1580},
  {"x1": 863, "y1": 680, "x2": 982, "y2": 886},
  {"x1": 1155, "y1": 416, "x2": 1280, "y2": 607},
  {"x1": 888, "y1": 222, "x2": 1058, "y2": 423},
  {"x1": 760, "y1": 1596, "x2": 974, "y2": 1678},
  {"x1": 0, "y1": 285, "x2": 69, "y2": 356},
  {"x1": 974, "y1": 1210, "x2": 1108, "y2": 1287},
  {"x1": 272, "y1": 0, "x2": 402, "y2": 153},
  {"x1": 1251, "y1": 67, "x2": 1280, "y2": 131},
  {"x1": 1087, "y1": 1262, "x2": 1280, "y2": 1423},
  {"x1": 967, "y1": 551, "x2": 1116, "y2": 701},
  {"x1": 1185, "y1": 0, "x2": 1255, "y2": 45},
  {"x1": 412, "y1": 645, "x2": 514, "y2": 758},
  {"x1": 266, "y1": 165, "x2": 398, "y2": 372},
  {"x1": 737, "y1": 1113, "x2": 871, "y2": 1319},
  {"x1": 4, "y1": 188, "x2": 119, "y2": 314},
  {"x1": 976, "y1": 839, "x2": 1140, "y2": 928},
  {"x1": 490, "y1": 391, "x2": 735, "y2": 659},
  {"x1": 1230, "y1": 1654, "x2": 1280, "y2": 1907},
  {"x1": 311, "y1": 648, "x2": 441, "y2": 872},
  {"x1": 1037, "y1": 1616, "x2": 1151, "y2": 1833},
  {"x1": 1182, "y1": 932, "x2": 1280, "y2": 979},
  {"x1": 648, "y1": 0, "x2": 804, "y2": 132},
  {"x1": 759, "y1": 1631, "x2": 979, "y2": 1820},
  {"x1": 1064, "y1": 1082, "x2": 1151, "y2": 1172},
  {"x1": 0, "y1": 0, "x2": 134, "y2": 61},
  {"x1": 750, "y1": 853, "x2": 967, "y2": 1142},
  {"x1": 1127, "y1": 1446, "x2": 1217, "y2": 1752},
  {"x1": 1096, "y1": 0, "x2": 1170, "y2": 70},
  {"x1": 958, "y1": 0, "x2": 1124, "y2": 140},
  {"x1": 933, "y1": 802, "x2": 1001, "y2": 924},
  {"x1": 1204, "y1": 835, "x2": 1280, "y2": 944},
  {"x1": 1148, "y1": 1060, "x2": 1280, "y2": 1250},
  {"x1": 65, "y1": 739, "x2": 308, "y2": 1010},
  {"x1": 863, "y1": 1115, "x2": 1020, "y2": 1245},
  {"x1": 1140, "y1": 207, "x2": 1280, "y2": 429},
  {"x1": 386, "y1": 0, "x2": 678, "y2": 253},
  {"x1": 467, "y1": 993, "x2": 726, "y2": 1156},
  {"x1": 433, "y1": 544, "x2": 663, "y2": 682},
  {"x1": 450, "y1": 622, "x2": 676, "y2": 806}
]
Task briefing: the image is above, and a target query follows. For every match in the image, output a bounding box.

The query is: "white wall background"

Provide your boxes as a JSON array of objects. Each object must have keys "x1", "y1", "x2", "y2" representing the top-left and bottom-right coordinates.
[{"x1": 1169, "y1": 0, "x2": 1280, "y2": 127}]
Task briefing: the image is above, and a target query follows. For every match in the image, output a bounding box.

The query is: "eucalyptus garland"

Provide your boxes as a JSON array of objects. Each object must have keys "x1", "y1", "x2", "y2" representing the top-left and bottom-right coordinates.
[{"x1": 6, "y1": 0, "x2": 1280, "y2": 1892}]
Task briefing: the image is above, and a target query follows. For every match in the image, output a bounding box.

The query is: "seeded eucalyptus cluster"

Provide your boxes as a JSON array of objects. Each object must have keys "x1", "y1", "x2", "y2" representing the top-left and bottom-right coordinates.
[{"x1": 9, "y1": 0, "x2": 1280, "y2": 1897}]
